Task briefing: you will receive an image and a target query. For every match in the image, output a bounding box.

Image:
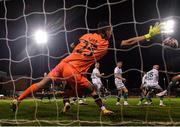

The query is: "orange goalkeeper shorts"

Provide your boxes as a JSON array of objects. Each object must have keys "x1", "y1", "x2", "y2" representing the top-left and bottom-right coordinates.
[{"x1": 48, "y1": 61, "x2": 91, "y2": 91}]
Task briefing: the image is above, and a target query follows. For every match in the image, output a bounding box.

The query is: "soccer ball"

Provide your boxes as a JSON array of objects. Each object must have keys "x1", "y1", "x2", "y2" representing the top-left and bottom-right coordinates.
[{"x1": 162, "y1": 37, "x2": 179, "y2": 48}]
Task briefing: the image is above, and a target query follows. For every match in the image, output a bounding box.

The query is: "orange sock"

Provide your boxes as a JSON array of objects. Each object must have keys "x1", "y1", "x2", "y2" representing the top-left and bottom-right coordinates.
[{"x1": 17, "y1": 83, "x2": 40, "y2": 101}]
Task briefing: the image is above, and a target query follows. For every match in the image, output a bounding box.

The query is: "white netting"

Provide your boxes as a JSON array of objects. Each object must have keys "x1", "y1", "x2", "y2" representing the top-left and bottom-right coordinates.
[{"x1": 0, "y1": 0, "x2": 180, "y2": 126}]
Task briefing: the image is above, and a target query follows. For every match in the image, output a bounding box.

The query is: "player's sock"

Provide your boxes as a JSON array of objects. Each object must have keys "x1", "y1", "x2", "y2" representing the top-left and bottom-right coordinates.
[
  {"x1": 159, "y1": 96, "x2": 163, "y2": 101},
  {"x1": 92, "y1": 94, "x2": 104, "y2": 109},
  {"x1": 147, "y1": 95, "x2": 152, "y2": 102},
  {"x1": 140, "y1": 95, "x2": 145, "y2": 102},
  {"x1": 160, "y1": 99, "x2": 163, "y2": 104},
  {"x1": 123, "y1": 92, "x2": 128, "y2": 101},
  {"x1": 159, "y1": 97, "x2": 165, "y2": 106},
  {"x1": 117, "y1": 95, "x2": 121, "y2": 102},
  {"x1": 17, "y1": 83, "x2": 40, "y2": 101},
  {"x1": 138, "y1": 92, "x2": 145, "y2": 103},
  {"x1": 117, "y1": 92, "x2": 121, "y2": 102},
  {"x1": 160, "y1": 99, "x2": 163, "y2": 103}
]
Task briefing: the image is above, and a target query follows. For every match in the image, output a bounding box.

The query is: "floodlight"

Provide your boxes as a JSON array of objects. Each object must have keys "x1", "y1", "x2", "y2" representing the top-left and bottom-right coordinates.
[
  {"x1": 34, "y1": 29, "x2": 48, "y2": 44},
  {"x1": 161, "y1": 20, "x2": 175, "y2": 34}
]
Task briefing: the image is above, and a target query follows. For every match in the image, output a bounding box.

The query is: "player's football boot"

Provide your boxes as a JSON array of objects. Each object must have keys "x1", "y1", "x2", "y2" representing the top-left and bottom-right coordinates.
[
  {"x1": 116, "y1": 102, "x2": 121, "y2": 106},
  {"x1": 123, "y1": 101, "x2": 129, "y2": 106},
  {"x1": 78, "y1": 99, "x2": 88, "y2": 105},
  {"x1": 159, "y1": 103, "x2": 166, "y2": 107},
  {"x1": 101, "y1": 108, "x2": 114, "y2": 115},
  {"x1": 78, "y1": 99, "x2": 84, "y2": 104},
  {"x1": 159, "y1": 100, "x2": 166, "y2": 106},
  {"x1": 70, "y1": 100, "x2": 76, "y2": 105},
  {"x1": 83, "y1": 98, "x2": 87, "y2": 102},
  {"x1": 137, "y1": 101, "x2": 142, "y2": 106},
  {"x1": 10, "y1": 99, "x2": 19, "y2": 112},
  {"x1": 156, "y1": 90, "x2": 167, "y2": 97},
  {"x1": 144, "y1": 101, "x2": 152, "y2": 105},
  {"x1": 148, "y1": 102, "x2": 153, "y2": 105},
  {"x1": 62, "y1": 102, "x2": 71, "y2": 113},
  {"x1": 144, "y1": 101, "x2": 148, "y2": 105}
]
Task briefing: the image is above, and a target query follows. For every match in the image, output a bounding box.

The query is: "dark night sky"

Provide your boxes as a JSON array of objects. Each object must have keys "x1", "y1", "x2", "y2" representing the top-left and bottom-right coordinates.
[{"x1": 0, "y1": 0, "x2": 180, "y2": 90}]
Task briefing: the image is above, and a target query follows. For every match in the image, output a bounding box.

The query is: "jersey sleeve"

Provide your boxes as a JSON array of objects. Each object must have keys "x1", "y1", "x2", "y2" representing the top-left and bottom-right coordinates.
[
  {"x1": 94, "y1": 68, "x2": 100, "y2": 75},
  {"x1": 114, "y1": 68, "x2": 119, "y2": 76},
  {"x1": 154, "y1": 70, "x2": 158, "y2": 76},
  {"x1": 119, "y1": 69, "x2": 122, "y2": 74},
  {"x1": 114, "y1": 68, "x2": 117, "y2": 74},
  {"x1": 91, "y1": 69, "x2": 96, "y2": 78},
  {"x1": 154, "y1": 70, "x2": 159, "y2": 81},
  {"x1": 92, "y1": 68, "x2": 97, "y2": 74}
]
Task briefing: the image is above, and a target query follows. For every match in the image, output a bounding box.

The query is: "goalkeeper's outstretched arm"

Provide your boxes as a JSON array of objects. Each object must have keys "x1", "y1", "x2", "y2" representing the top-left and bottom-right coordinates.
[
  {"x1": 121, "y1": 36, "x2": 146, "y2": 46},
  {"x1": 121, "y1": 22, "x2": 161, "y2": 46}
]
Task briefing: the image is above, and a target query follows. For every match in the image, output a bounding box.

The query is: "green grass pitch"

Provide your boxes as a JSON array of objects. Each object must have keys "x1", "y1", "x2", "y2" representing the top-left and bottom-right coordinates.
[{"x1": 1, "y1": 97, "x2": 180, "y2": 126}]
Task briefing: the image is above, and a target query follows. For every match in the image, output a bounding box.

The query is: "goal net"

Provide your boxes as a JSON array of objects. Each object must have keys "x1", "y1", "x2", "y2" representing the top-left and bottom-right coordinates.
[{"x1": 0, "y1": 0, "x2": 180, "y2": 126}]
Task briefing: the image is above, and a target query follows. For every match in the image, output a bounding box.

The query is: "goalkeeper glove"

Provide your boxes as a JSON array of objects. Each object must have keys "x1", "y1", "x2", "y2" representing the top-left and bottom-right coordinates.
[{"x1": 144, "y1": 22, "x2": 161, "y2": 41}]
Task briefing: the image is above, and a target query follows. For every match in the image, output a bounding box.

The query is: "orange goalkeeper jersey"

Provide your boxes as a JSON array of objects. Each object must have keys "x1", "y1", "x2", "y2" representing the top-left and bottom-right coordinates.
[{"x1": 63, "y1": 33, "x2": 109, "y2": 73}]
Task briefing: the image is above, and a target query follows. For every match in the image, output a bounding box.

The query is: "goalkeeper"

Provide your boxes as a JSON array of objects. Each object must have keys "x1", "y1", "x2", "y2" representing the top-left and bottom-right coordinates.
[{"x1": 11, "y1": 21, "x2": 161, "y2": 115}]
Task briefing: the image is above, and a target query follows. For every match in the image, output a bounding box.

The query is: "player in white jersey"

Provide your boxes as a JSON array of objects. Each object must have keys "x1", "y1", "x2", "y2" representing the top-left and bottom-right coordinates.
[
  {"x1": 114, "y1": 61, "x2": 128, "y2": 106},
  {"x1": 91, "y1": 62, "x2": 105, "y2": 95},
  {"x1": 143, "y1": 65, "x2": 165, "y2": 106}
]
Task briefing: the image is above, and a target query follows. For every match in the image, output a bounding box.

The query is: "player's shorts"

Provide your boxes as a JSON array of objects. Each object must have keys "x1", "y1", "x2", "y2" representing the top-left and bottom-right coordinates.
[
  {"x1": 92, "y1": 79, "x2": 103, "y2": 90},
  {"x1": 48, "y1": 61, "x2": 91, "y2": 95},
  {"x1": 144, "y1": 84, "x2": 162, "y2": 91},
  {"x1": 115, "y1": 80, "x2": 126, "y2": 90}
]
